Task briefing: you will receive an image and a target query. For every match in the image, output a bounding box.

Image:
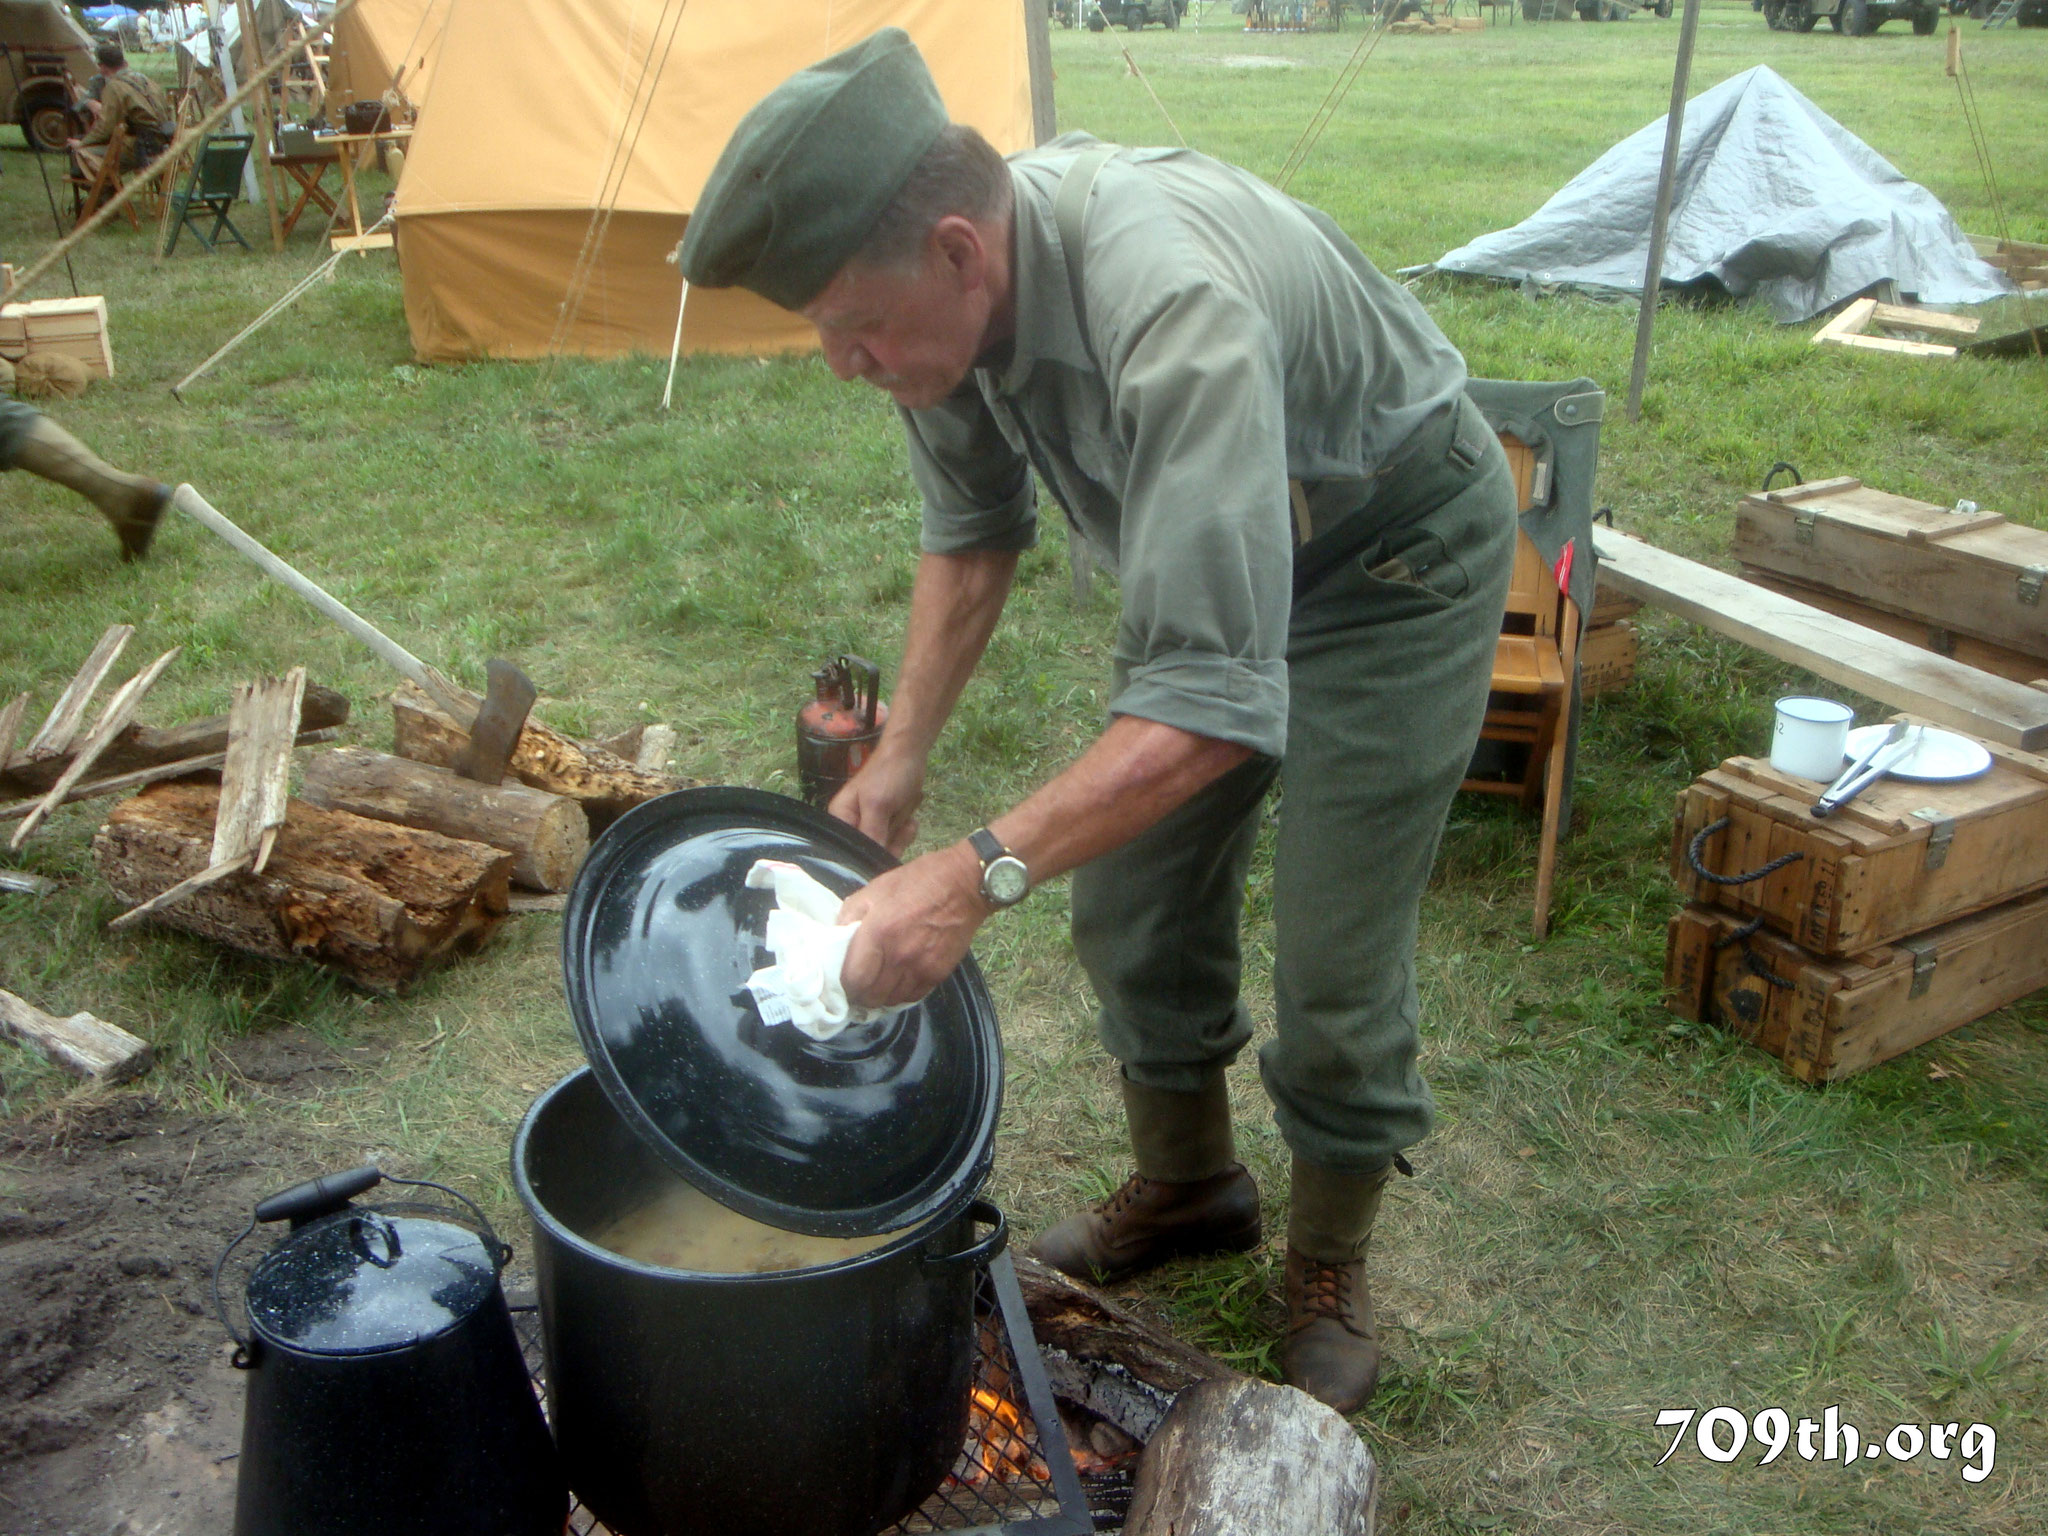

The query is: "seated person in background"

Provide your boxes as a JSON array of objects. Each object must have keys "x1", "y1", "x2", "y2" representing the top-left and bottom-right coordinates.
[{"x1": 67, "y1": 43, "x2": 172, "y2": 178}]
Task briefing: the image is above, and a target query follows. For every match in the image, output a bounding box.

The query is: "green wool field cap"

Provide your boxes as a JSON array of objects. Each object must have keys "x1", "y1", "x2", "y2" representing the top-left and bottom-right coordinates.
[{"x1": 680, "y1": 27, "x2": 950, "y2": 311}]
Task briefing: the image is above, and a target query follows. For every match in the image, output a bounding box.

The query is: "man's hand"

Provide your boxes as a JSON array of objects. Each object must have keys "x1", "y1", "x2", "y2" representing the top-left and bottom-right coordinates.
[
  {"x1": 827, "y1": 748, "x2": 925, "y2": 856},
  {"x1": 837, "y1": 842, "x2": 989, "y2": 1010}
]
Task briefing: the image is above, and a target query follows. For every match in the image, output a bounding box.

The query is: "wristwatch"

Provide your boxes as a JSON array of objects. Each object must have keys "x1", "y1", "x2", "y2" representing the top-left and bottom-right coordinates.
[{"x1": 967, "y1": 828, "x2": 1031, "y2": 908}]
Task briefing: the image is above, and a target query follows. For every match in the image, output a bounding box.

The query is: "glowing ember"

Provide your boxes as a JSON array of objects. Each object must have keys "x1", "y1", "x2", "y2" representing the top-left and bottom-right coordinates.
[{"x1": 964, "y1": 1386, "x2": 1051, "y2": 1483}]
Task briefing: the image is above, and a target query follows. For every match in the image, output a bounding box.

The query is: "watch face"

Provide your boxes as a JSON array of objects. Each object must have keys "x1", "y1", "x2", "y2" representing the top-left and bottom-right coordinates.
[{"x1": 984, "y1": 855, "x2": 1030, "y2": 906}]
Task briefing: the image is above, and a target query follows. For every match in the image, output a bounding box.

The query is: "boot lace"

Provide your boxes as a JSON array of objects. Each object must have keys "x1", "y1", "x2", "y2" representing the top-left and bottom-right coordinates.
[
  {"x1": 1095, "y1": 1174, "x2": 1152, "y2": 1220},
  {"x1": 1296, "y1": 1258, "x2": 1357, "y2": 1324}
]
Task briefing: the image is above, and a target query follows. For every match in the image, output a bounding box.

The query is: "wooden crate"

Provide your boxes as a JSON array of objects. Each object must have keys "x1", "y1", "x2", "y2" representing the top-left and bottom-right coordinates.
[
  {"x1": 1665, "y1": 891, "x2": 2048, "y2": 1080},
  {"x1": 1670, "y1": 722, "x2": 2048, "y2": 957},
  {"x1": 0, "y1": 296, "x2": 115, "y2": 379},
  {"x1": 1734, "y1": 477, "x2": 2048, "y2": 661},
  {"x1": 1580, "y1": 620, "x2": 1637, "y2": 697}
]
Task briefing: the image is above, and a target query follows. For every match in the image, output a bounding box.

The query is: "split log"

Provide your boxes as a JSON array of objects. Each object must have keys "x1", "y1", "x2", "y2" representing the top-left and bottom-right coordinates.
[
  {"x1": 0, "y1": 987, "x2": 153, "y2": 1082},
  {"x1": 0, "y1": 729, "x2": 340, "y2": 824},
  {"x1": 0, "y1": 691, "x2": 28, "y2": 769},
  {"x1": 21, "y1": 624, "x2": 132, "y2": 759},
  {"x1": 94, "y1": 780, "x2": 511, "y2": 993},
  {"x1": 11, "y1": 646, "x2": 182, "y2": 850},
  {"x1": 390, "y1": 682, "x2": 681, "y2": 830},
  {"x1": 1014, "y1": 1253, "x2": 1237, "y2": 1442},
  {"x1": 0, "y1": 683, "x2": 350, "y2": 798},
  {"x1": 300, "y1": 747, "x2": 589, "y2": 892},
  {"x1": 1125, "y1": 1378, "x2": 1378, "y2": 1536}
]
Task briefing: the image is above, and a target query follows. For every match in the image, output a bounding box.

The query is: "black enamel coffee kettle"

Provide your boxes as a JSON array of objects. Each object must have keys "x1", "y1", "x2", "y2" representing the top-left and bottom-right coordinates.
[{"x1": 213, "y1": 1165, "x2": 565, "y2": 1536}]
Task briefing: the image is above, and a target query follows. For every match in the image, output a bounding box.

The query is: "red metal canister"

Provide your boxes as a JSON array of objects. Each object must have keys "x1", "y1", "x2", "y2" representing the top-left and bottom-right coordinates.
[{"x1": 796, "y1": 656, "x2": 887, "y2": 809}]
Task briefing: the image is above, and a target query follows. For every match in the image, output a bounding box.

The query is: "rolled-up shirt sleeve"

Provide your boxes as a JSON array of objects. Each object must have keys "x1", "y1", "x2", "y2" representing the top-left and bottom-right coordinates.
[
  {"x1": 1103, "y1": 280, "x2": 1293, "y2": 758},
  {"x1": 903, "y1": 389, "x2": 1039, "y2": 555}
]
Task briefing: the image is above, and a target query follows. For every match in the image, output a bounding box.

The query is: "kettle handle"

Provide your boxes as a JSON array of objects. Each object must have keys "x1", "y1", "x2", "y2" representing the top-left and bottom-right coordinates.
[
  {"x1": 840, "y1": 654, "x2": 882, "y2": 731},
  {"x1": 380, "y1": 1174, "x2": 513, "y2": 1270}
]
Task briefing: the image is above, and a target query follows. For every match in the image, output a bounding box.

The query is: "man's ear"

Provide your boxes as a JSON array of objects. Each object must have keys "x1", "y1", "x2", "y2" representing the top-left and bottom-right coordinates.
[{"x1": 929, "y1": 215, "x2": 988, "y2": 292}]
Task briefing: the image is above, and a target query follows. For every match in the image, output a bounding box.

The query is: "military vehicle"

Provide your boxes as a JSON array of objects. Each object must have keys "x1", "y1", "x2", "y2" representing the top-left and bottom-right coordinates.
[
  {"x1": 0, "y1": 0, "x2": 93, "y2": 153},
  {"x1": 1758, "y1": 0, "x2": 1941, "y2": 31},
  {"x1": 1083, "y1": 0, "x2": 1187, "y2": 30}
]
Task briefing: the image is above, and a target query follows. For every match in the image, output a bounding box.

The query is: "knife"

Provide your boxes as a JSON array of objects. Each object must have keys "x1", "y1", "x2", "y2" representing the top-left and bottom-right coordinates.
[{"x1": 1810, "y1": 724, "x2": 1917, "y2": 819}]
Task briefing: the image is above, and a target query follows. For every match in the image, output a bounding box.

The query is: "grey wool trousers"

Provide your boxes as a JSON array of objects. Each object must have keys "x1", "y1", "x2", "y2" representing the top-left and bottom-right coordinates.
[
  {"x1": 0, "y1": 399, "x2": 39, "y2": 469},
  {"x1": 1071, "y1": 394, "x2": 1517, "y2": 1173}
]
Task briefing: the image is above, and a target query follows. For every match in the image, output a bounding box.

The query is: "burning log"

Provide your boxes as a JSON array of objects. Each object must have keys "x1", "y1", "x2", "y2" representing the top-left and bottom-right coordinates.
[
  {"x1": 390, "y1": 682, "x2": 681, "y2": 831},
  {"x1": 93, "y1": 780, "x2": 511, "y2": 993},
  {"x1": 1124, "y1": 1377, "x2": 1378, "y2": 1536},
  {"x1": 1014, "y1": 1254, "x2": 1237, "y2": 1443},
  {"x1": 300, "y1": 747, "x2": 589, "y2": 892}
]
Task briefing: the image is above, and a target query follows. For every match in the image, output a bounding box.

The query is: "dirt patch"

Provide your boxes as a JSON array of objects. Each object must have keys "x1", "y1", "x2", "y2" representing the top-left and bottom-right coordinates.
[{"x1": 0, "y1": 1032, "x2": 353, "y2": 1535}]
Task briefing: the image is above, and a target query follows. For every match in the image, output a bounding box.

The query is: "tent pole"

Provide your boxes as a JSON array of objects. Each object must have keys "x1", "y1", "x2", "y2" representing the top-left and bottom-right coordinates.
[
  {"x1": 661, "y1": 278, "x2": 688, "y2": 411},
  {"x1": 1025, "y1": 0, "x2": 1056, "y2": 146},
  {"x1": 1625, "y1": 0, "x2": 1702, "y2": 424}
]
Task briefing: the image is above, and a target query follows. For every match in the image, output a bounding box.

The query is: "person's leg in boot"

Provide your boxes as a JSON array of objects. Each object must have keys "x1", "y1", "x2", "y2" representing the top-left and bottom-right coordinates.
[
  {"x1": 1031, "y1": 1069, "x2": 1261, "y2": 1284},
  {"x1": 1265, "y1": 413, "x2": 1516, "y2": 1408},
  {"x1": 2, "y1": 402, "x2": 171, "y2": 561},
  {"x1": 1033, "y1": 755, "x2": 1279, "y2": 1285},
  {"x1": 1284, "y1": 1157, "x2": 1392, "y2": 1413}
]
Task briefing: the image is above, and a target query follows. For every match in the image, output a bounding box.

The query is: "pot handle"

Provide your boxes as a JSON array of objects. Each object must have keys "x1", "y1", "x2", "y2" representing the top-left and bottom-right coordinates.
[
  {"x1": 921, "y1": 1198, "x2": 1007, "y2": 1271},
  {"x1": 381, "y1": 1174, "x2": 513, "y2": 1270}
]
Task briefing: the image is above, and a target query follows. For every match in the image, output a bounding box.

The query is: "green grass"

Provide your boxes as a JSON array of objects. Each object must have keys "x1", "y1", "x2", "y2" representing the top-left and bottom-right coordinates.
[{"x1": 5, "y1": 12, "x2": 2048, "y2": 1532}]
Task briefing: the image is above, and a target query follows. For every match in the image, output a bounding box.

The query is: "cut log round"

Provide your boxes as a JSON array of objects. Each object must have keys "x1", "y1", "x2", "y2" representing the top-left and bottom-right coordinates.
[
  {"x1": 1124, "y1": 1377, "x2": 1378, "y2": 1536},
  {"x1": 300, "y1": 747, "x2": 589, "y2": 892},
  {"x1": 93, "y1": 781, "x2": 511, "y2": 994},
  {"x1": 390, "y1": 682, "x2": 680, "y2": 831}
]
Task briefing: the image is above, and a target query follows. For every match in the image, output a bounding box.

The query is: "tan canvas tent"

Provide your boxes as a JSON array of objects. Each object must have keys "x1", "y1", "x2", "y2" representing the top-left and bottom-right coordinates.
[
  {"x1": 395, "y1": 0, "x2": 1035, "y2": 362},
  {"x1": 325, "y1": 0, "x2": 448, "y2": 117}
]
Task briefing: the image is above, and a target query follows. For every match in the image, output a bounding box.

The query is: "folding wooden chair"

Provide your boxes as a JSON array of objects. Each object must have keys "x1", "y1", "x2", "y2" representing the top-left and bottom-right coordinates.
[
  {"x1": 67, "y1": 119, "x2": 141, "y2": 232},
  {"x1": 1461, "y1": 378, "x2": 1605, "y2": 939},
  {"x1": 163, "y1": 133, "x2": 255, "y2": 255}
]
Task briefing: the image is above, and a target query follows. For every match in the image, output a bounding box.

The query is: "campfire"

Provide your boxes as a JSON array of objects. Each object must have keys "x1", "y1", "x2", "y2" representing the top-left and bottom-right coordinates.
[{"x1": 963, "y1": 1385, "x2": 1051, "y2": 1485}]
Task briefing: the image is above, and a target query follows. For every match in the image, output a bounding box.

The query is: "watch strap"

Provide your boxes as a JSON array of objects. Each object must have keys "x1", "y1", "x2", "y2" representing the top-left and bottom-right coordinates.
[{"x1": 967, "y1": 827, "x2": 1007, "y2": 866}]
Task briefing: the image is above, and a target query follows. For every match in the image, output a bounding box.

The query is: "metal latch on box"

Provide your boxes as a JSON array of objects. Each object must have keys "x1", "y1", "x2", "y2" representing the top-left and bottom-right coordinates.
[
  {"x1": 1901, "y1": 937, "x2": 1939, "y2": 1000},
  {"x1": 1795, "y1": 511, "x2": 1817, "y2": 545},
  {"x1": 2019, "y1": 565, "x2": 2045, "y2": 607},
  {"x1": 1912, "y1": 808, "x2": 1955, "y2": 870}
]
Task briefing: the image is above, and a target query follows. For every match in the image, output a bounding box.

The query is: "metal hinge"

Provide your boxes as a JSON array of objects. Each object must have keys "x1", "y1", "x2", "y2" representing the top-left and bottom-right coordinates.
[
  {"x1": 1795, "y1": 510, "x2": 1817, "y2": 545},
  {"x1": 1912, "y1": 808, "x2": 1955, "y2": 870},
  {"x1": 2019, "y1": 565, "x2": 2045, "y2": 607},
  {"x1": 1901, "y1": 937, "x2": 1939, "y2": 1000}
]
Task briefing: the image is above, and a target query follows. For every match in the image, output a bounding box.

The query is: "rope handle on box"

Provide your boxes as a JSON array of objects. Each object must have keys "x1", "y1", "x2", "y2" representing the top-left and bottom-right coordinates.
[{"x1": 1689, "y1": 818, "x2": 1805, "y2": 991}]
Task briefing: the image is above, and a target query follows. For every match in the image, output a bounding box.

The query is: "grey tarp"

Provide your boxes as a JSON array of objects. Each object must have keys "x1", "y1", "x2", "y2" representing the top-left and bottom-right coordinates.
[{"x1": 1429, "y1": 66, "x2": 2010, "y2": 324}]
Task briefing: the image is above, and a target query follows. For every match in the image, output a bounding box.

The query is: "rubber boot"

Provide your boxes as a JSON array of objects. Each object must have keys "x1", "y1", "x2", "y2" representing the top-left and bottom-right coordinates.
[
  {"x1": 12, "y1": 416, "x2": 171, "y2": 561},
  {"x1": 1282, "y1": 1156, "x2": 1393, "y2": 1414},
  {"x1": 1029, "y1": 1071, "x2": 1261, "y2": 1285}
]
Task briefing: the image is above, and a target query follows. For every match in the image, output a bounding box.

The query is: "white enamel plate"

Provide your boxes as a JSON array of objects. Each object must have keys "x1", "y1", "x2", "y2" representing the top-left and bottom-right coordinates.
[{"x1": 1842, "y1": 725, "x2": 1994, "y2": 784}]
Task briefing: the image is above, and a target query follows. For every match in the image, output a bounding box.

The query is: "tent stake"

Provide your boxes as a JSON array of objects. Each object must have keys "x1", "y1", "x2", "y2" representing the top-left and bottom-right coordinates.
[
  {"x1": 1625, "y1": 0, "x2": 1703, "y2": 424},
  {"x1": 661, "y1": 276, "x2": 688, "y2": 411}
]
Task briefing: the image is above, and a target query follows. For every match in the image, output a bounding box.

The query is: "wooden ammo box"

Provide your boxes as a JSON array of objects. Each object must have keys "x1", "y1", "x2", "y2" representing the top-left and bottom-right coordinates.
[
  {"x1": 1666, "y1": 891, "x2": 2048, "y2": 1080},
  {"x1": 1671, "y1": 724, "x2": 2048, "y2": 957},
  {"x1": 1733, "y1": 478, "x2": 2048, "y2": 669},
  {"x1": 0, "y1": 295, "x2": 115, "y2": 379}
]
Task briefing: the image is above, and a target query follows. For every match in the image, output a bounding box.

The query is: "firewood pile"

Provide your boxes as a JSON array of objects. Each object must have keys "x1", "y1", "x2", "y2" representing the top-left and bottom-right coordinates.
[{"x1": 3, "y1": 626, "x2": 689, "y2": 997}]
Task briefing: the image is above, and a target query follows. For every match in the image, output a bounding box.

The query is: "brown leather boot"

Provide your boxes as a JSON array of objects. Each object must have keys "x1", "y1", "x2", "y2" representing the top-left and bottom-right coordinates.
[
  {"x1": 12, "y1": 416, "x2": 172, "y2": 561},
  {"x1": 1029, "y1": 1072, "x2": 1261, "y2": 1285},
  {"x1": 1281, "y1": 1157, "x2": 1393, "y2": 1414}
]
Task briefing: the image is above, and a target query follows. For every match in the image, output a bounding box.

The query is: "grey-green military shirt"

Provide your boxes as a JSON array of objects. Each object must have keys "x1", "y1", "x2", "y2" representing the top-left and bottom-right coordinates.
[{"x1": 901, "y1": 133, "x2": 1467, "y2": 759}]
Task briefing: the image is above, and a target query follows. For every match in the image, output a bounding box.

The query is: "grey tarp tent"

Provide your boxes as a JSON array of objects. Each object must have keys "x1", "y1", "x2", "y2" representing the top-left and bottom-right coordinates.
[{"x1": 1429, "y1": 66, "x2": 2009, "y2": 324}]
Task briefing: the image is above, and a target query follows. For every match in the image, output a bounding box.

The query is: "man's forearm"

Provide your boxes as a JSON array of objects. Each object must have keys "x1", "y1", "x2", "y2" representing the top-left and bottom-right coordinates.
[
  {"x1": 877, "y1": 549, "x2": 1018, "y2": 762},
  {"x1": 986, "y1": 715, "x2": 1255, "y2": 887}
]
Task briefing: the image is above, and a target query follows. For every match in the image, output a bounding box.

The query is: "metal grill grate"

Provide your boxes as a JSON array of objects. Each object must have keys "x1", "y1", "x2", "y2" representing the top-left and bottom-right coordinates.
[{"x1": 513, "y1": 1251, "x2": 1093, "y2": 1536}]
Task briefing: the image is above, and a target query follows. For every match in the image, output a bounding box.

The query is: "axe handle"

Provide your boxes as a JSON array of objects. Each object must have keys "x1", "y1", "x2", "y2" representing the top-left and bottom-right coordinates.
[{"x1": 172, "y1": 485, "x2": 476, "y2": 726}]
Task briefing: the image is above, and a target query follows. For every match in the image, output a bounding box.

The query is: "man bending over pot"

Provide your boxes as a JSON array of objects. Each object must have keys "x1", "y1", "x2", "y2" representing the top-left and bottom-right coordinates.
[{"x1": 679, "y1": 30, "x2": 1513, "y2": 1413}]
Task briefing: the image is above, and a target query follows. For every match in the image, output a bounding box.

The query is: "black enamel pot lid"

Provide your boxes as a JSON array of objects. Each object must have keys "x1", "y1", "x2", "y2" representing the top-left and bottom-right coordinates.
[{"x1": 561, "y1": 787, "x2": 1003, "y2": 1239}]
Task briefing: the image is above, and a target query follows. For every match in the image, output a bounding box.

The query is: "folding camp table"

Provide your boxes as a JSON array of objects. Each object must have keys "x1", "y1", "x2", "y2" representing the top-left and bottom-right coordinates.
[{"x1": 311, "y1": 125, "x2": 412, "y2": 251}]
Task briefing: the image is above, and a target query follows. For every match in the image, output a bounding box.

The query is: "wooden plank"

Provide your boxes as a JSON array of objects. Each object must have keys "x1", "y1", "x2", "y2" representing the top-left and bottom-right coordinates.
[
  {"x1": 212, "y1": 670, "x2": 306, "y2": 872},
  {"x1": 0, "y1": 691, "x2": 27, "y2": 770},
  {"x1": 1812, "y1": 298, "x2": 1877, "y2": 346},
  {"x1": 10, "y1": 647, "x2": 181, "y2": 850},
  {"x1": 0, "y1": 870, "x2": 58, "y2": 897},
  {"x1": 23, "y1": 625, "x2": 133, "y2": 759},
  {"x1": 1592, "y1": 528, "x2": 2048, "y2": 751},
  {"x1": 1869, "y1": 302, "x2": 1981, "y2": 336},
  {"x1": 1831, "y1": 333, "x2": 1958, "y2": 359},
  {"x1": 0, "y1": 988, "x2": 153, "y2": 1082},
  {"x1": 1739, "y1": 571, "x2": 2047, "y2": 686}
]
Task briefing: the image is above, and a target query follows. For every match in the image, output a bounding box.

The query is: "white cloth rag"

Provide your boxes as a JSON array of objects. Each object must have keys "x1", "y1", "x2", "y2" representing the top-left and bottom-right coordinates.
[{"x1": 742, "y1": 859, "x2": 906, "y2": 1040}]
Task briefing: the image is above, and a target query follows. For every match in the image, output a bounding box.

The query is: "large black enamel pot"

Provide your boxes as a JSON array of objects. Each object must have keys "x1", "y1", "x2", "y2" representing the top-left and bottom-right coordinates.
[{"x1": 514, "y1": 1068, "x2": 1007, "y2": 1536}]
